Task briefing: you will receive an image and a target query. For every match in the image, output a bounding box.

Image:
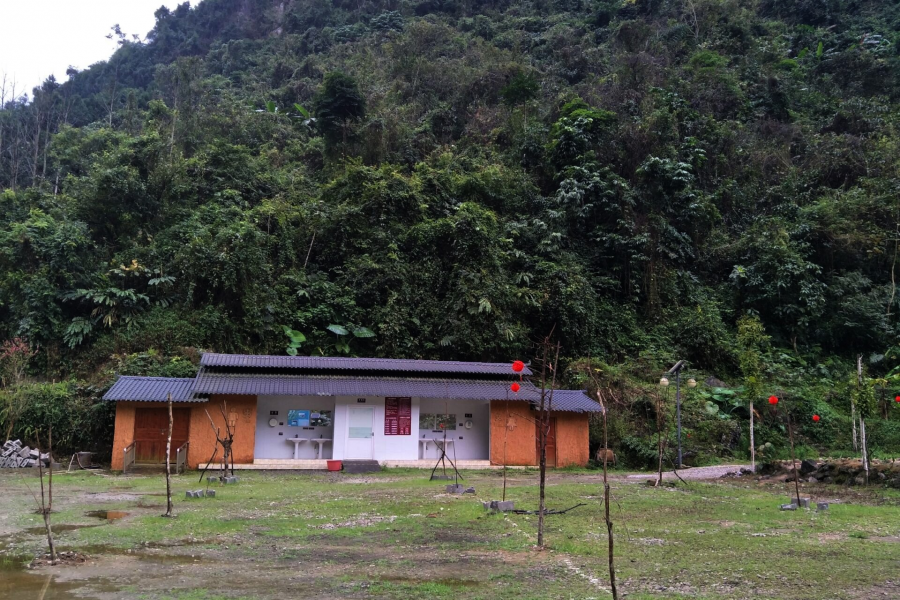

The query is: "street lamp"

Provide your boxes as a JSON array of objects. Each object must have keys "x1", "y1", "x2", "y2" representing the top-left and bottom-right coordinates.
[{"x1": 663, "y1": 360, "x2": 688, "y2": 468}]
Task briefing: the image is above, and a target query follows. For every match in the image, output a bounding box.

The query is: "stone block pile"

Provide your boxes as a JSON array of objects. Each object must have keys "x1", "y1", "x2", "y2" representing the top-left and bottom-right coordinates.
[{"x1": 1, "y1": 439, "x2": 52, "y2": 469}]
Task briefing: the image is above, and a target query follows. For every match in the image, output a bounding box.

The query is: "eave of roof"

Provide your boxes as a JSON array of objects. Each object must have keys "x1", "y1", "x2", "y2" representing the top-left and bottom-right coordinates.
[
  {"x1": 102, "y1": 376, "x2": 201, "y2": 403},
  {"x1": 200, "y1": 353, "x2": 532, "y2": 376},
  {"x1": 192, "y1": 371, "x2": 603, "y2": 412}
]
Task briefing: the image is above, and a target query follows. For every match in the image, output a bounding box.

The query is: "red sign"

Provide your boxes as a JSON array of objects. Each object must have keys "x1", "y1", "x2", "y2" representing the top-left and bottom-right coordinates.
[{"x1": 385, "y1": 397, "x2": 412, "y2": 435}]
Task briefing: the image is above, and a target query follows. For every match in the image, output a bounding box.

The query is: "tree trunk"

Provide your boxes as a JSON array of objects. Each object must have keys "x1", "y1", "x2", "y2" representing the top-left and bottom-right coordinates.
[
  {"x1": 851, "y1": 401, "x2": 858, "y2": 451},
  {"x1": 860, "y1": 416, "x2": 869, "y2": 485},
  {"x1": 749, "y1": 402, "x2": 755, "y2": 473},
  {"x1": 857, "y1": 355, "x2": 868, "y2": 484},
  {"x1": 786, "y1": 411, "x2": 801, "y2": 507},
  {"x1": 597, "y1": 391, "x2": 618, "y2": 600},
  {"x1": 164, "y1": 393, "x2": 174, "y2": 517},
  {"x1": 36, "y1": 430, "x2": 56, "y2": 563}
]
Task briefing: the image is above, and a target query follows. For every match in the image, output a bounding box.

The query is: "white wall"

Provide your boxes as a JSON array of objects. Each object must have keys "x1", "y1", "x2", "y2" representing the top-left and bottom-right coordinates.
[
  {"x1": 332, "y1": 396, "x2": 421, "y2": 460},
  {"x1": 418, "y1": 398, "x2": 490, "y2": 460},
  {"x1": 254, "y1": 396, "x2": 336, "y2": 459}
]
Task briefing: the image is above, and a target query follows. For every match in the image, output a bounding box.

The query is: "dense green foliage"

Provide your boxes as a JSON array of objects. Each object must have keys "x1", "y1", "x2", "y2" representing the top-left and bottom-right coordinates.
[{"x1": 2, "y1": 0, "x2": 900, "y2": 461}]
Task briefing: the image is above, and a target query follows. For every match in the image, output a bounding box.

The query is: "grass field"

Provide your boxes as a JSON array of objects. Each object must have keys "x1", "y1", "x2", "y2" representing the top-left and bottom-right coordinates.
[{"x1": 1, "y1": 467, "x2": 898, "y2": 599}]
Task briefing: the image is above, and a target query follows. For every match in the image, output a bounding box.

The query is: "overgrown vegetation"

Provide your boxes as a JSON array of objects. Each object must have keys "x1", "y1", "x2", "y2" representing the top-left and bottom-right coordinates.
[{"x1": 2, "y1": 0, "x2": 900, "y2": 461}]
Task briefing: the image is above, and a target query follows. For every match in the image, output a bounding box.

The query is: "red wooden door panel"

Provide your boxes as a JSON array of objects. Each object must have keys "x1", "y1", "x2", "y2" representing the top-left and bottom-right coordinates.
[{"x1": 134, "y1": 408, "x2": 190, "y2": 464}]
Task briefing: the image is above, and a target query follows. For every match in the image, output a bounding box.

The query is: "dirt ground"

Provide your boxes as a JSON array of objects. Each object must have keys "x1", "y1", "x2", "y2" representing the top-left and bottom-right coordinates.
[{"x1": 1, "y1": 466, "x2": 898, "y2": 600}]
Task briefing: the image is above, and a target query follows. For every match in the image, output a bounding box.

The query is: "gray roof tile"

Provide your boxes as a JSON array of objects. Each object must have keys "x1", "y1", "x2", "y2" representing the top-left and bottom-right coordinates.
[
  {"x1": 192, "y1": 371, "x2": 603, "y2": 412},
  {"x1": 200, "y1": 353, "x2": 532, "y2": 376},
  {"x1": 102, "y1": 376, "x2": 200, "y2": 402}
]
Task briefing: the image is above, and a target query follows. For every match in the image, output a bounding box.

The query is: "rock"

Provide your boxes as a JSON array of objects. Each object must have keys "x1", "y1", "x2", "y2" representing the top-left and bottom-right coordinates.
[
  {"x1": 877, "y1": 472, "x2": 887, "y2": 481},
  {"x1": 445, "y1": 484, "x2": 465, "y2": 494},
  {"x1": 486, "y1": 500, "x2": 515, "y2": 512},
  {"x1": 822, "y1": 476, "x2": 834, "y2": 484},
  {"x1": 807, "y1": 477, "x2": 817, "y2": 483},
  {"x1": 799, "y1": 460, "x2": 818, "y2": 476},
  {"x1": 853, "y1": 475, "x2": 866, "y2": 486},
  {"x1": 464, "y1": 487, "x2": 476, "y2": 494}
]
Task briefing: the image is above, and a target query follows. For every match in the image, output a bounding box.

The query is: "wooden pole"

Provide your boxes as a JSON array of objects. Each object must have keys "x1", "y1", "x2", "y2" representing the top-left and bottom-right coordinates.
[{"x1": 786, "y1": 408, "x2": 801, "y2": 507}]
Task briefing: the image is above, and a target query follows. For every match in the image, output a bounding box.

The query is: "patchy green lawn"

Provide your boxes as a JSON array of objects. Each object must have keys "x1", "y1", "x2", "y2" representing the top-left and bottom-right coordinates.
[{"x1": 1, "y1": 468, "x2": 898, "y2": 599}]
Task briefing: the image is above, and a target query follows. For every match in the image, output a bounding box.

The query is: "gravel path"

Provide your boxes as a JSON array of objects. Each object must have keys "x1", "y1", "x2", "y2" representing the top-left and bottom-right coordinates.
[{"x1": 626, "y1": 464, "x2": 751, "y2": 481}]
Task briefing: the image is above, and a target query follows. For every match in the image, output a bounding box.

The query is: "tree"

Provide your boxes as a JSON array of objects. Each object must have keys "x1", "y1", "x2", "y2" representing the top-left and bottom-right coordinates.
[
  {"x1": 736, "y1": 315, "x2": 769, "y2": 472},
  {"x1": 532, "y1": 335, "x2": 560, "y2": 549},
  {"x1": 313, "y1": 71, "x2": 366, "y2": 151}
]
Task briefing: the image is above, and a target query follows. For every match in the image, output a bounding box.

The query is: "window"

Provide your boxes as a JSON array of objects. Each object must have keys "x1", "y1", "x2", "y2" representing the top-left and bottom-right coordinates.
[{"x1": 419, "y1": 413, "x2": 456, "y2": 431}]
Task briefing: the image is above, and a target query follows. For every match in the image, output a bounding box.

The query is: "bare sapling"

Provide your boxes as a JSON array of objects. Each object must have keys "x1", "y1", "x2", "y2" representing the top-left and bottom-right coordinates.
[
  {"x1": 536, "y1": 336, "x2": 560, "y2": 549},
  {"x1": 596, "y1": 389, "x2": 618, "y2": 599},
  {"x1": 857, "y1": 355, "x2": 870, "y2": 485},
  {"x1": 164, "y1": 392, "x2": 174, "y2": 517},
  {"x1": 35, "y1": 428, "x2": 57, "y2": 563},
  {"x1": 785, "y1": 407, "x2": 801, "y2": 507},
  {"x1": 205, "y1": 401, "x2": 236, "y2": 480}
]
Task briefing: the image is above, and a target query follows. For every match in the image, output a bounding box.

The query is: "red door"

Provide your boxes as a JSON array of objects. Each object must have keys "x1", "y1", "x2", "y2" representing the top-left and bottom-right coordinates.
[
  {"x1": 134, "y1": 408, "x2": 190, "y2": 464},
  {"x1": 536, "y1": 417, "x2": 557, "y2": 468}
]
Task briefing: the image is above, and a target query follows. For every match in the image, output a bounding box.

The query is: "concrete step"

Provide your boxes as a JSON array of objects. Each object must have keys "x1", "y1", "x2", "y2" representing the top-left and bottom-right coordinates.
[{"x1": 342, "y1": 460, "x2": 381, "y2": 474}]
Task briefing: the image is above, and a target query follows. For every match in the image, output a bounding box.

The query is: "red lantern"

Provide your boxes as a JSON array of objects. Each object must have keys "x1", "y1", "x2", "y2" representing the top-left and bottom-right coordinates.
[
  {"x1": 511, "y1": 382, "x2": 520, "y2": 393},
  {"x1": 812, "y1": 414, "x2": 820, "y2": 422},
  {"x1": 768, "y1": 395, "x2": 778, "y2": 405},
  {"x1": 512, "y1": 360, "x2": 525, "y2": 373},
  {"x1": 895, "y1": 396, "x2": 900, "y2": 403}
]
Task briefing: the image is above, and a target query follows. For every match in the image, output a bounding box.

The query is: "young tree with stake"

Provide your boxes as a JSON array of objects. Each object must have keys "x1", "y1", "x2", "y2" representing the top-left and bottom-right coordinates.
[{"x1": 737, "y1": 315, "x2": 769, "y2": 473}]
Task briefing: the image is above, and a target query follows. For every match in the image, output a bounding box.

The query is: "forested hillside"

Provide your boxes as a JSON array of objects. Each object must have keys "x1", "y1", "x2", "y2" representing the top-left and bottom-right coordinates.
[{"x1": 2, "y1": 0, "x2": 900, "y2": 463}]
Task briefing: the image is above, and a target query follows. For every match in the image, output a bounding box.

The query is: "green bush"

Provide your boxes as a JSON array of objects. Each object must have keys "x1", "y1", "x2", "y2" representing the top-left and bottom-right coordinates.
[{"x1": 1, "y1": 382, "x2": 114, "y2": 461}]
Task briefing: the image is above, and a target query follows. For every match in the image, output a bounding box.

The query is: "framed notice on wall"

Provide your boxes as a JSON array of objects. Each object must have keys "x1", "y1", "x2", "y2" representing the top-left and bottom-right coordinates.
[{"x1": 384, "y1": 397, "x2": 412, "y2": 435}]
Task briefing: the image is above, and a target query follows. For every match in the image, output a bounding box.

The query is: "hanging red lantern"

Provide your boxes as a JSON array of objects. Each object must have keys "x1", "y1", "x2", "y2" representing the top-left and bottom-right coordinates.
[
  {"x1": 768, "y1": 395, "x2": 778, "y2": 405},
  {"x1": 512, "y1": 360, "x2": 525, "y2": 373},
  {"x1": 895, "y1": 396, "x2": 900, "y2": 403},
  {"x1": 511, "y1": 382, "x2": 520, "y2": 393},
  {"x1": 812, "y1": 414, "x2": 820, "y2": 422}
]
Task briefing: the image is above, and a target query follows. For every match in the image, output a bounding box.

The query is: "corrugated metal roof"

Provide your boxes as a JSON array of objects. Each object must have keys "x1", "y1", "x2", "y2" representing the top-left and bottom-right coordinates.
[
  {"x1": 102, "y1": 376, "x2": 201, "y2": 402},
  {"x1": 192, "y1": 371, "x2": 603, "y2": 412},
  {"x1": 544, "y1": 389, "x2": 604, "y2": 413},
  {"x1": 193, "y1": 372, "x2": 528, "y2": 401},
  {"x1": 200, "y1": 353, "x2": 532, "y2": 376}
]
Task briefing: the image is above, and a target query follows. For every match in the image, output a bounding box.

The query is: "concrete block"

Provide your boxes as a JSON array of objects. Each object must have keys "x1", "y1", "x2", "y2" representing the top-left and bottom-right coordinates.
[
  {"x1": 816, "y1": 502, "x2": 829, "y2": 512},
  {"x1": 18, "y1": 446, "x2": 31, "y2": 458},
  {"x1": 797, "y1": 498, "x2": 811, "y2": 509},
  {"x1": 445, "y1": 484, "x2": 465, "y2": 494},
  {"x1": 224, "y1": 476, "x2": 238, "y2": 484},
  {"x1": 464, "y1": 487, "x2": 476, "y2": 494},
  {"x1": 205, "y1": 490, "x2": 216, "y2": 498},
  {"x1": 207, "y1": 476, "x2": 219, "y2": 483},
  {"x1": 780, "y1": 503, "x2": 797, "y2": 511},
  {"x1": 487, "y1": 500, "x2": 515, "y2": 512}
]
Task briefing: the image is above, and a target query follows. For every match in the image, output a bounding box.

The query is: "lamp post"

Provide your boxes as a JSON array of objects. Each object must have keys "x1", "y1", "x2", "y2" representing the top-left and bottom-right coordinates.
[{"x1": 660, "y1": 361, "x2": 695, "y2": 469}]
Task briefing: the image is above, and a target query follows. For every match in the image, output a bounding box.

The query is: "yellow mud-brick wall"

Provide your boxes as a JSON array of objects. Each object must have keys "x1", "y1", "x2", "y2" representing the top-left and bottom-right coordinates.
[
  {"x1": 110, "y1": 402, "x2": 137, "y2": 470},
  {"x1": 555, "y1": 412, "x2": 590, "y2": 467},
  {"x1": 489, "y1": 400, "x2": 538, "y2": 466},
  {"x1": 187, "y1": 395, "x2": 257, "y2": 468}
]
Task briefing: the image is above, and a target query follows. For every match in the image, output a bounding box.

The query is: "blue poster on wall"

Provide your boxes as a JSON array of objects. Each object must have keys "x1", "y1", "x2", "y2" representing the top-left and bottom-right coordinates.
[{"x1": 287, "y1": 410, "x2": 310, "y2": 427}]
